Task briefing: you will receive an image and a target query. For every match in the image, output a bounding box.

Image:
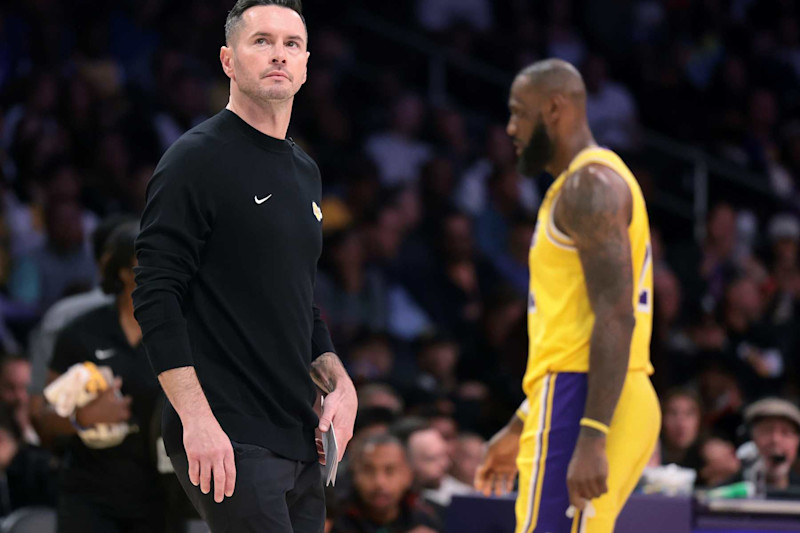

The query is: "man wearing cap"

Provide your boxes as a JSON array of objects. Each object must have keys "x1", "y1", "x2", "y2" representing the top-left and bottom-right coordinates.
[{"x1": 744, "y1": 398, "x2": 800, "y2": 491}]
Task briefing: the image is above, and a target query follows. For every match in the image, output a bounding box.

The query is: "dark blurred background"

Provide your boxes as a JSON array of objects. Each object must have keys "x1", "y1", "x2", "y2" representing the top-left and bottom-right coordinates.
[{"x1": 0, "y1": 0, "x2": 799, "y2": 531}]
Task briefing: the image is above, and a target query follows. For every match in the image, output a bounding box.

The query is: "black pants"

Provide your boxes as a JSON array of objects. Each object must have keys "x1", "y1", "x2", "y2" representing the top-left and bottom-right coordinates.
[
  {"x1": 171, "y1": 440, "x2": 325, "y2": 533},
  {"x1": 57, "y1": 493, "x2": 165, "y2": 533}
]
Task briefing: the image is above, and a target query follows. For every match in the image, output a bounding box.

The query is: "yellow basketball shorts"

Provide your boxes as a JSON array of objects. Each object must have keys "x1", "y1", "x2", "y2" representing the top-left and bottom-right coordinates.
[{"x1": 515, "y1": 371, "x2": 660, "y2": 533}]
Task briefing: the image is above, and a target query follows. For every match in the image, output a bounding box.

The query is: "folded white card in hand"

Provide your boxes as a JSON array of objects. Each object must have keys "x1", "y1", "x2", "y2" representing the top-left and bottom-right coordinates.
[{"x1": 322, "y1": 425, "x2": 338, "y2": 486}]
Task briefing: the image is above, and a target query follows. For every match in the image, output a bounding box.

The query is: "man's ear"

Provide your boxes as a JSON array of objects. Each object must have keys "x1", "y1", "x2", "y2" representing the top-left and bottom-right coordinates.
[
  {"x1": 302, "y1": 51, "x2": 310, "y2": 84},
  {"x1": 220, "y1": 46, "x2": 234, "y2": 79},
  {"x1": 544, "y1": 93, "x2": 564, "y2": 128}
]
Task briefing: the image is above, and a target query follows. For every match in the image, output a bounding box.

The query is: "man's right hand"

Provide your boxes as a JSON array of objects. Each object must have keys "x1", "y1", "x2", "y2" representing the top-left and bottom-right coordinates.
[
  {"x1": 182, "y1": 413, "x2": 236, "y2": 504},
  {"x1": 75, "y1": 377, "x2": 132, "y2": 427},
  {"x1": 475, "y1": 423, "x2": 521, "y2": 496}
]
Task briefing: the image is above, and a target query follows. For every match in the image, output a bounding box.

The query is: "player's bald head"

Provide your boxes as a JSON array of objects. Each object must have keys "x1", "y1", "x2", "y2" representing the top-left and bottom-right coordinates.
[{"x1": 515, "y1": 59, "x2": 586, "y2": 104}]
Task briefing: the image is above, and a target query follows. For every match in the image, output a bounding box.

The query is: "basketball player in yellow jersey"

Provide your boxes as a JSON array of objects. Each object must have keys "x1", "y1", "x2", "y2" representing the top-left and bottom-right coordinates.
[{"x1": 475, "y1": 59, "x2": 660, "y2": 533}]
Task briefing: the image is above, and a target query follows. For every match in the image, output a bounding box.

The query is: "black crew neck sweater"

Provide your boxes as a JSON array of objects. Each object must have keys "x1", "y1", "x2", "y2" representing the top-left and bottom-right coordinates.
[{"x1": 133, "y1": 109, "x2": 334, "y2": 462}]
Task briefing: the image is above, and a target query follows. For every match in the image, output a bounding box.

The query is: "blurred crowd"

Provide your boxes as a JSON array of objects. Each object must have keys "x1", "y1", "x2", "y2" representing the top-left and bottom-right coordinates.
[{"x1": 0, "y1": 0, "x2": 798, "y2": 531}]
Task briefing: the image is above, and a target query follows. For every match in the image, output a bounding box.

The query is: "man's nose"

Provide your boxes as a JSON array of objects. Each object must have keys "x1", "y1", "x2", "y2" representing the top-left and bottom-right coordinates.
[
  {"x1": 506, "y1": 119, "x2": 516, "y2": 137},
  {"x1": 271, "y1": 43, "x2": 287, "y2": 63}
]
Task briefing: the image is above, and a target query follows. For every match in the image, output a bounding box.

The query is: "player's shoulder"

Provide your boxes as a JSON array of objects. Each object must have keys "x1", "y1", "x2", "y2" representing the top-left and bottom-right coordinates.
[{"x1": 561, "y1": 162, "x2": 630, "y2": 213}]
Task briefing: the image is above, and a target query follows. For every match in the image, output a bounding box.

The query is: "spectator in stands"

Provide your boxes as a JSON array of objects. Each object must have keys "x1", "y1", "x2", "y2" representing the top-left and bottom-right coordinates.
[
  {"x1": 670, "y1": 203, "x2": 741, "y2": 311},
  {"x1": 660, "y1": 389, "x2": 702, "y2": 469},
  {"x1": 426, "y1": 412, "x2": 458, "y2": 460},
  {"x1": 357, "y1": 383, "x2": 404, "y2": 415},
  {"x1": 583, "y1": 54, "x2": 640, "y2": 151},
  {"x1": 491, "y1": 215, "x2": 535, "y2": 296},
  {"x1": 347, "y1": 332, "x2": 395, "y2": 385},
  {"x1": 450, "y1": 433, "x2": 484, "y2": 488},
  {"x1": 315, "y1": 228, "x2": 389, "y2": 348},
  {"x1": 764, "y1": 214, "x2": 800, "y2": 326},
  {"x1": 407, "y1": 427, "x2": 471, "y2": 509},
  {"x1": 9, "y1": 199, "x2": 96, "y2": 313},
  {"x1": 28, "y1": 215, "x2": 130, "y2": 445},
  {"x1": 722, "y1": 277, "x2": 786, "y2": 398},
  {"x1": 403, "y1": 212, "x2": 496, "y2": 343},
  {"x1": 697, "y1": 437, "x2": 741, "y2": 487},
  {"x1": 456, "y1": 124, "x2": 537, "y2": 217},
  {"x1": 741, "y1": 398, "x2": 800, "y2": 491},
  {"x1": 364, "y1": 93, "x2": 433, "y2": 187},
  {"x1": 413, "y1": 334, "x2": 460, "y2": 399},
  {"x1": 332, "y1": 433, "x2": 440, "y2": 533},
  {"x1": 0, "y1": 355, "x2": 38, "y2": 446},
  {"x1": 697, "y1": 359, "x2": 745, "y2": 443},
  {"x1": 0, "y1": 407, "x2": 58, "y2": 516},
  {"x1": 45, "y1": 222, "x2": 166, "y2": 532},
  {"x1": 474, "y1": 164, "x2": 524, "y2": 261}
]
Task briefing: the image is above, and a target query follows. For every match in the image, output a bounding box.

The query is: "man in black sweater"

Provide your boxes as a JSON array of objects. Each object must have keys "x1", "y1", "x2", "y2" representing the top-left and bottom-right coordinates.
[{"x1": 132, "y1": 1, "x2": 357, "y2": 531}]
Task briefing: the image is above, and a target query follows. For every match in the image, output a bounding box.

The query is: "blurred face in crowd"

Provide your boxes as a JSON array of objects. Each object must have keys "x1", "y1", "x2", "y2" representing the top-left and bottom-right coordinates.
[
  {"x1": 773, "y1": 237, "x2": 798, "y2": 269},
  {"x1": 662, "y1": 393, "x2": 701, "y2": 451},
  {"x1": 429, "y1": 415, "x2": 458, "y2": 459},
  {"x1": 221, "y1": 5, "x2": 309, "y2": 104},
  {"x1": 706, "y1": 204, "x2": 736, "y2": 254},
  {"x1": 350, "y1": 338, "x2": 394, "y2": 381},
  {"x1": 358, "y1": 385, "x2": 403, "y2": 414},
  {"x1": 507, "y1": 76, "x2": 554, "y2": 176},
  {"x1": 352, "y1": 442, "x2": 413, "y2": 519},
  {"x1": 408, "y1": 428, "x2": 450, "y2": 490},
  {"x1": 725, "y1": 278, "x2": 763, "y2": 324},
  {"x1": 441, "y1": 214, "x2": 474, "y2": 262},
  {"x1": 366, "y1": 207, "x2": 403, "y2": 260},
  {"x1": 419, "y1": 342, "x2": 459, "y2": 381},
  {"x1": 751, "y1": 417, "x2": 799, "y2": 481},
  {"x1": 486, "y1": 124, "x2": 516, "y2": 166},
  {"x1": 0, "y1": 359, "x2": 30, "y2": 412},
  {"x1": 653, "y1": 268, "x2": 682, "y2": 326},
  {"x1": 46, "y1": 201, "x2": 84, "y2": 252},
  {"x1": 452, "y1": 434, "x2": 485, "y2": 485},
  {"x1": 392, "y1": 95, "x2": 425, "y2": 137},
  {"x1": 700, "y1": 438, "x2": 740, "y2": 487}
]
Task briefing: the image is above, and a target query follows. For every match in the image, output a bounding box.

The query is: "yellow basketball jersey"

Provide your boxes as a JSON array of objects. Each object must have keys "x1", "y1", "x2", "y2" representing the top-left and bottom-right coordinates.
[{"x1": 522, "y1": 147, "x2": 654, "y2": 398}]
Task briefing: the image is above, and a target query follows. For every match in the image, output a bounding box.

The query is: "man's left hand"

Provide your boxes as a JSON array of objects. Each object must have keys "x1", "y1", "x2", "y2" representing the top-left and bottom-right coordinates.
[
  {"x1": 566, "y1": 429, "x2": 608, "y2": 510},
  {"x1": 318, "y1": 380, "x2": 357, "y2": 463}
]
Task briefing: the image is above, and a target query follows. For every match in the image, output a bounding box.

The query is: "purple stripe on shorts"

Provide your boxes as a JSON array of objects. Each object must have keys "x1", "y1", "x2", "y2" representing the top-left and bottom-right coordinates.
[{"x1": 533, "y1": 372, "x2": 587, "y2": 533}]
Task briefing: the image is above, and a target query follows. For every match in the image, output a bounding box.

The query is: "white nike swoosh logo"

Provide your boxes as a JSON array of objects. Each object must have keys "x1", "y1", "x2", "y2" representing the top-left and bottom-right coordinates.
[
  {"x1": 95, "y1": 349, "x2": 115, "y2": 360},
  {"x1": 254, "y1": 194, "x2": 273, "y2": 205}
]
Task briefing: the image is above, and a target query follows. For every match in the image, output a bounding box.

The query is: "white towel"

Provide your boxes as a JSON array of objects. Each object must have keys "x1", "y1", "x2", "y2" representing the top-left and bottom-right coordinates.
[{"x1": 44, "y1": 363, "x2": 131, "y2": 449}]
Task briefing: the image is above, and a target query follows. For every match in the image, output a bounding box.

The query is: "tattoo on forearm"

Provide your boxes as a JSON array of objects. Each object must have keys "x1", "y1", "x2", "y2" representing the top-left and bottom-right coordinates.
[
  {"x1": 309, "y1": 352, "x2": 341, "y2": 395},
  {"x1": 557, "y1": 165, "x2": 635, "y2": 429}
]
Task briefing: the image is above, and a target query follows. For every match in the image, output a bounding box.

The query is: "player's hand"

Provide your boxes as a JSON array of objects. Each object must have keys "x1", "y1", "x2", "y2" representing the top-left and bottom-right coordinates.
[
  {"x1": 566, "y1": 430, "x2": 608, "y2": 510},
  {"x1": 75, "y1": 377, "x2": 132, "y2": 426},
  {"x1": 318, "y1": 379, "x2": 357, "y2": 463},
  {"x1": 182, "y1": 412, "x2": 236, "y2": 503},
  {"x1": 475, "y1": 424, "x2": 519, "y2": 496}
]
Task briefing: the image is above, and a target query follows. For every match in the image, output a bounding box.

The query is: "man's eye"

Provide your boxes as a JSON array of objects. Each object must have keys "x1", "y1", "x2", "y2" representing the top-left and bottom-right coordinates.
[
  {"x1": 287, "y1": 41, "x2": 297, "y2": 48},
  {"x1": 255, "y1": 38, "x2": 267, "y2": 45}
]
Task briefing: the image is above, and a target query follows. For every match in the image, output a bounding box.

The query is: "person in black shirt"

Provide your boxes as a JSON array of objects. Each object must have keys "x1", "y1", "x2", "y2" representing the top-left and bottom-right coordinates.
[
  {"x1": 132, "y1": 1, "x2": 357, "y2": 531},
  {"x1": 48, "y1": 222, "x2": 166, "y2": 533}
]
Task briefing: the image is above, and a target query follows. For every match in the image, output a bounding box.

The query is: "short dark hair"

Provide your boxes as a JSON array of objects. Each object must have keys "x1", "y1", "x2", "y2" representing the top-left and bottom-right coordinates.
[
  {"x1": 225, "y1": 0, "x2": 306, "y2": 44},
  {"x1": 100, "y1": 222, "x2": 138, "y2": 295},
  {"x1": 353, "y1": 433, "x2": 408, "y2": 466},
  {"x1": 92, "y1": 214, "x2": 137, "y2": 264}
]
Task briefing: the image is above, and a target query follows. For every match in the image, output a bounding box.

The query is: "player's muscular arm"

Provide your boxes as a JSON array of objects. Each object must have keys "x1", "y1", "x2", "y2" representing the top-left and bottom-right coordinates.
[
  {"x1": 555, "y1": 163, "x2": 634, "y2": 508},
  {"x1": 159, "y1": 367, "x2": 235, "y2": 504},
  {"x1": 310, "y1": 352, "x2": 357, "y2": 462}
]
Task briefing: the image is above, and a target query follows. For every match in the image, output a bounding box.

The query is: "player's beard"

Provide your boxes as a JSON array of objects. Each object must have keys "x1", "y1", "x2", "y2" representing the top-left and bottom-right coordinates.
[{"x1": 517, "y1": 118, "x2": 554, "y2": 176}]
